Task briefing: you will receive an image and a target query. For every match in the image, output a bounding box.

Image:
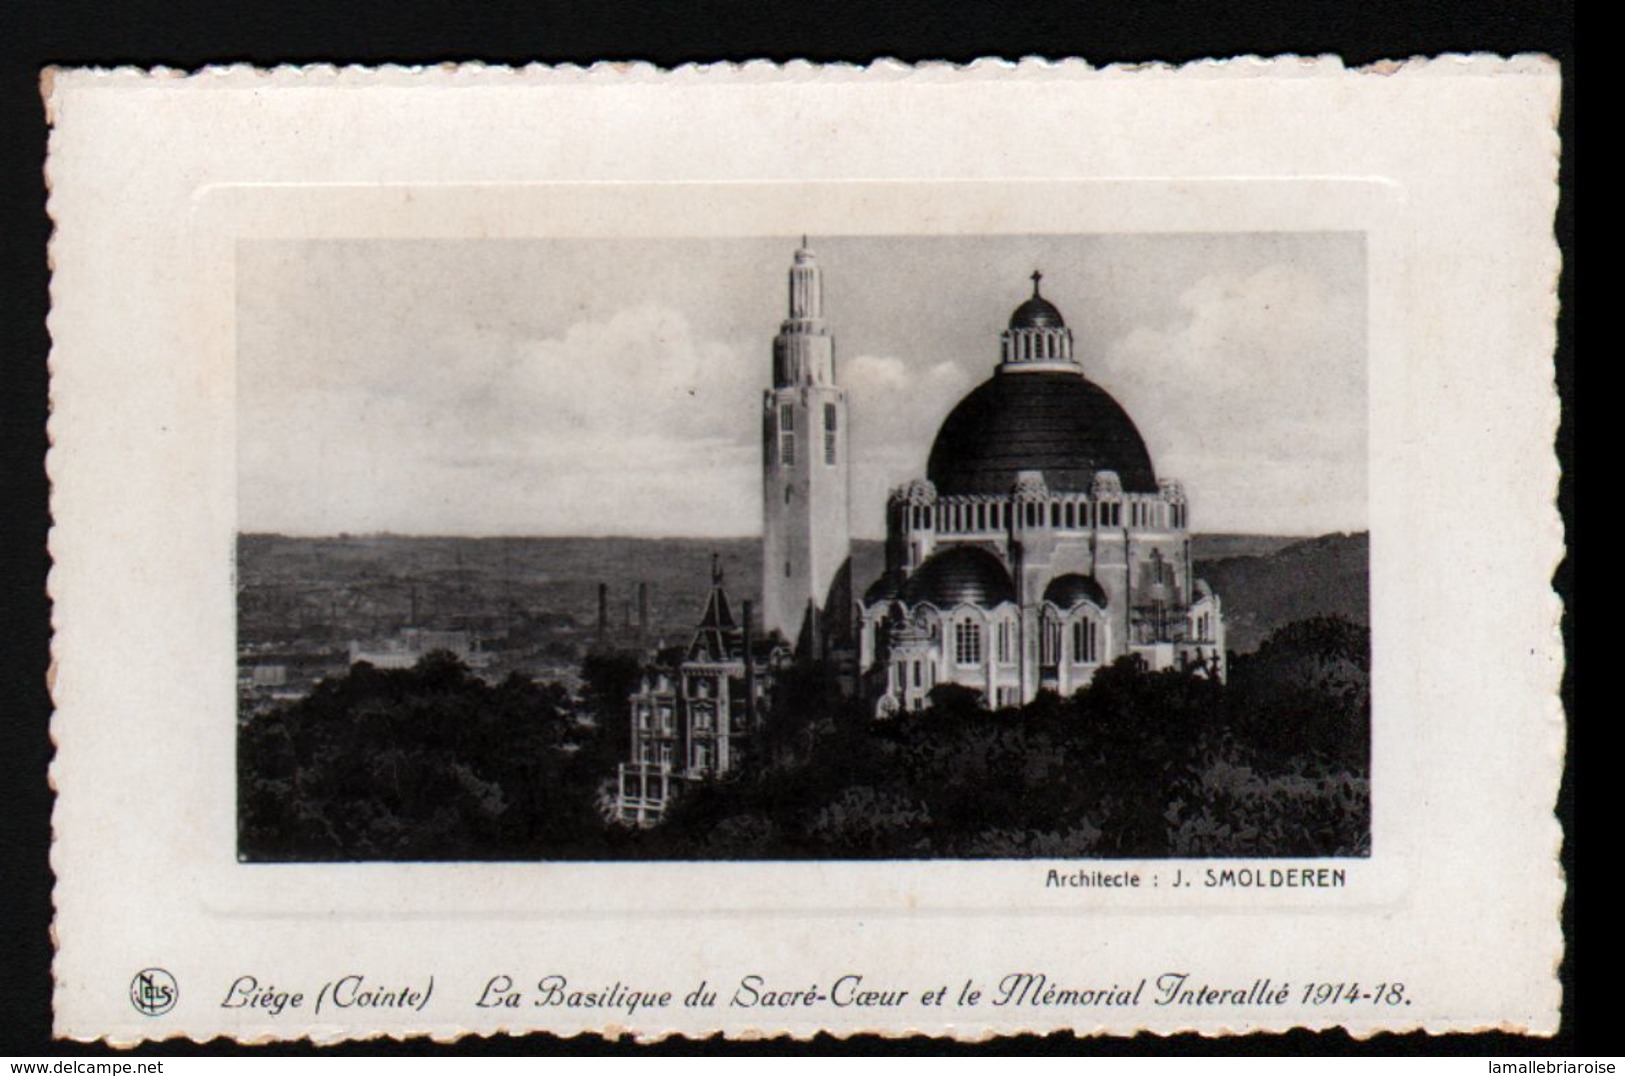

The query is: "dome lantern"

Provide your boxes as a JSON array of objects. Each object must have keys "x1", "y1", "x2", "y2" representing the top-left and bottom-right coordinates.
[{"x1": 1000, "y1": 270, "x2": 1079, "y2": 371}]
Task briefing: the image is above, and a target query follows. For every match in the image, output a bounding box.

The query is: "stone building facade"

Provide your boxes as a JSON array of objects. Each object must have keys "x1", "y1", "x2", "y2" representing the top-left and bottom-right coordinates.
[
  {"x1": 614, "y1": 558, "x2": 787, "y2": 827},
  {"x1": 856, "y1": 272, "x2": 1225, "y2": 715}
]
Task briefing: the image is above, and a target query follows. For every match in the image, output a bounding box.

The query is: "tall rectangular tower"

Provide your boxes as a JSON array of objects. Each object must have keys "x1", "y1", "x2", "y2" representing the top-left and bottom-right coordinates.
[{"x1": 762, "y1": 241, "x2": 852, "y2": 656}]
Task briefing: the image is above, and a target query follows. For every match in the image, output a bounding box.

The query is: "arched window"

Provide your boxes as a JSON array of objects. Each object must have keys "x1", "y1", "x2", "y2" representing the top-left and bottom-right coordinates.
[
  {"x1": 1041, "y1": 617, "x2": 1062, "y2": 665},
  {"x1": 954, "y1": 620, "x2": 983, "y2": 666},
  {"x1": 1072, "y1": 619, "x2": 1099, "y2": 663}
]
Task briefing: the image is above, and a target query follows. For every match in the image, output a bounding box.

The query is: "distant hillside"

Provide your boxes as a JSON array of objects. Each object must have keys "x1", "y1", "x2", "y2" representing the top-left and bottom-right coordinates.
[
  {"x1": 1195, "y1": 532, "x2": 1369, "y2": 654},
  {"x1": 1189, "y1": 533, "x2": 1305, "y2": 561},
  {"x1": 239, "y1": 530, "x2": 1365, "y2": 659}
]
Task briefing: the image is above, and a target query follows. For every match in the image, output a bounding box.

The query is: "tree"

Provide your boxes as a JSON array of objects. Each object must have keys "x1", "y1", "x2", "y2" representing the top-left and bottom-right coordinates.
[
  {"x1": 577, "y1": 650, "x2": 643, "y2": 767},
  {"x1": 1227, "y1": 615, "x2": 1370, "y2": 773},
  {"x1": 239, "y1": 654, "x2": 607, "y2": 860},
  {"x1": 925, "y1": 682, "x2": 983, "y2": 718}
]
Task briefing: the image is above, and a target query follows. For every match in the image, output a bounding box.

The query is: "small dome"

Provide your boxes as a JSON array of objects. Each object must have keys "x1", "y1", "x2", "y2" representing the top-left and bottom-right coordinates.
[
  {"x1": 1044, "y1": 573, "x2": 1109, "y2": 609},
  {"x1": 1009, "y1": 294, "x2": 1066, "y2": 330},
  {"x1": 1009, "y1": 270, "x2": 1067, "y2": 329},
  {"x1": 902, "y1": 546, "x2": 1016, "y2": 609},
  {"x1": 863, "y1": 571, "x2": 903, "y2": 605}
]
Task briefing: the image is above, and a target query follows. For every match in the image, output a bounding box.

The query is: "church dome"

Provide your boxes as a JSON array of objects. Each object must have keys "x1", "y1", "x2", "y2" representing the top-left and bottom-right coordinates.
[
  {"x1": 863, "y1": 571, "x2": 903, "y2": 605},
  {"x1": 926, "y1": 372, "x2": 1159, "y2": 496},
  {"x1": 902, "y1": 545, "x2": 1016, "y2": 608},
  {"x1": 1009, "y1": 293, "x2": 1066, "y2": 330},
  {"x1": 1043, "y1": 573, "x2": 1109, "y2": 609}
]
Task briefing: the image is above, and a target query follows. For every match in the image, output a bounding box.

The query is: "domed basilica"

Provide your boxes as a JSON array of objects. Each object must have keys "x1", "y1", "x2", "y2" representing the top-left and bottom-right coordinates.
[
  {"x1": 759, "y1": 246, "x2": 1225, "y2": 716},
  {"x1": 617, "y1": 242, "x2": 1228, "y2": 822}
]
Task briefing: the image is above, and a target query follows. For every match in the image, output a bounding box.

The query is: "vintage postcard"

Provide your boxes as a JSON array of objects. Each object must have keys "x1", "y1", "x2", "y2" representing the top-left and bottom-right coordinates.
[{"x1": 45, "y1": 58, "x2": 1563, "y2": 1042}]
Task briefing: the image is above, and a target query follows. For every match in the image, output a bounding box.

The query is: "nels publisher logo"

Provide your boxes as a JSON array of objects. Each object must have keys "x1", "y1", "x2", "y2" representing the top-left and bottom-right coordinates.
[{"x1": 129, "y1": 968, "x2": 178, "y2": 1016}]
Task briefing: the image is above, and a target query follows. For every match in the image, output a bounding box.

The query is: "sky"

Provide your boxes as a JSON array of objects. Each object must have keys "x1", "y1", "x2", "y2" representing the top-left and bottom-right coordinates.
[{"x1": 237, "y1": 233, "x2": 1367, "y2": 539}]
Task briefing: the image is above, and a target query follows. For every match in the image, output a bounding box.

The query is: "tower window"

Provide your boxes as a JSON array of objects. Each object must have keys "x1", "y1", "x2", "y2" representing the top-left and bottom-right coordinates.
[
  {"x1": 779, "y1": 404, "x2": 795, "y2": 465},
  {"x1": 954, "y1": 620, "x2": 983, "y2": 666},
  {"x1": 824, "y1": 403, "x2": 838, "y2": 465}
]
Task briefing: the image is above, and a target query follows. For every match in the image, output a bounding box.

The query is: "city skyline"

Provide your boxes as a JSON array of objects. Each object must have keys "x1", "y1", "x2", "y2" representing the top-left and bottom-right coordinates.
[{"x1": 237, "y1": 233, "x2": 1368, "y2": 539}]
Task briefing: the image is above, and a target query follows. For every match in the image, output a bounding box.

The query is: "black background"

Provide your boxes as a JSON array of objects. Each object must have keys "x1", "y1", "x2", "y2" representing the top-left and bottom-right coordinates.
[{"x1": 0, "y1": 0, "x2": 1580, "y2": 1056}]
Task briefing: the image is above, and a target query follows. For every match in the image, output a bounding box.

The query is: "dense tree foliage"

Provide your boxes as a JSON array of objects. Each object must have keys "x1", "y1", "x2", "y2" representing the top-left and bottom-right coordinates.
[
  {"x1": 239, "y1": 651, "x2": 609, "y2": 859},
  {"x1": 239, "y1": 617, "x2": 1370, "y2": 861}
]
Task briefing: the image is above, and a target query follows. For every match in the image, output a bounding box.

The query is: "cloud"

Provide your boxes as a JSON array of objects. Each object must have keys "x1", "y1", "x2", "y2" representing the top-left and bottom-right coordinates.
[
  {"x1": 841, "y1": 353, "x2": 974, "y2": 536},
  {"x1": 241, "y1": 304, "x2": 766, "y2": 536},
  {"x1": 1094, "y1": 262, "x2": 1366, "y2": 533},
  {"x1": 842, "y1": 353, "x2": 969, "y2": 461}
]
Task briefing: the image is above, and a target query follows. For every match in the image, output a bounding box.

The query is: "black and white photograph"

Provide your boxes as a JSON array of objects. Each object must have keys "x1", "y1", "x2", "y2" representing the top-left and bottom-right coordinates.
[
  {"x1": 41, "y1": 60, "x2": 1562, "y2": 1042},
  {"x1": 235, "y1": 231, "x2": 1370, "y2": 862}
]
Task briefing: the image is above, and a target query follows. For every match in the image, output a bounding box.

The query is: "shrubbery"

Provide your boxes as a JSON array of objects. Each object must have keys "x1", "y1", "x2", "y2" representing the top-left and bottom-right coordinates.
[
  {"x1": 636, "y1": 614, "x2": 1370, "y2": 859},
  {"x1": 239, "y1": 616, "x2": 1370, "y2": 861}
]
